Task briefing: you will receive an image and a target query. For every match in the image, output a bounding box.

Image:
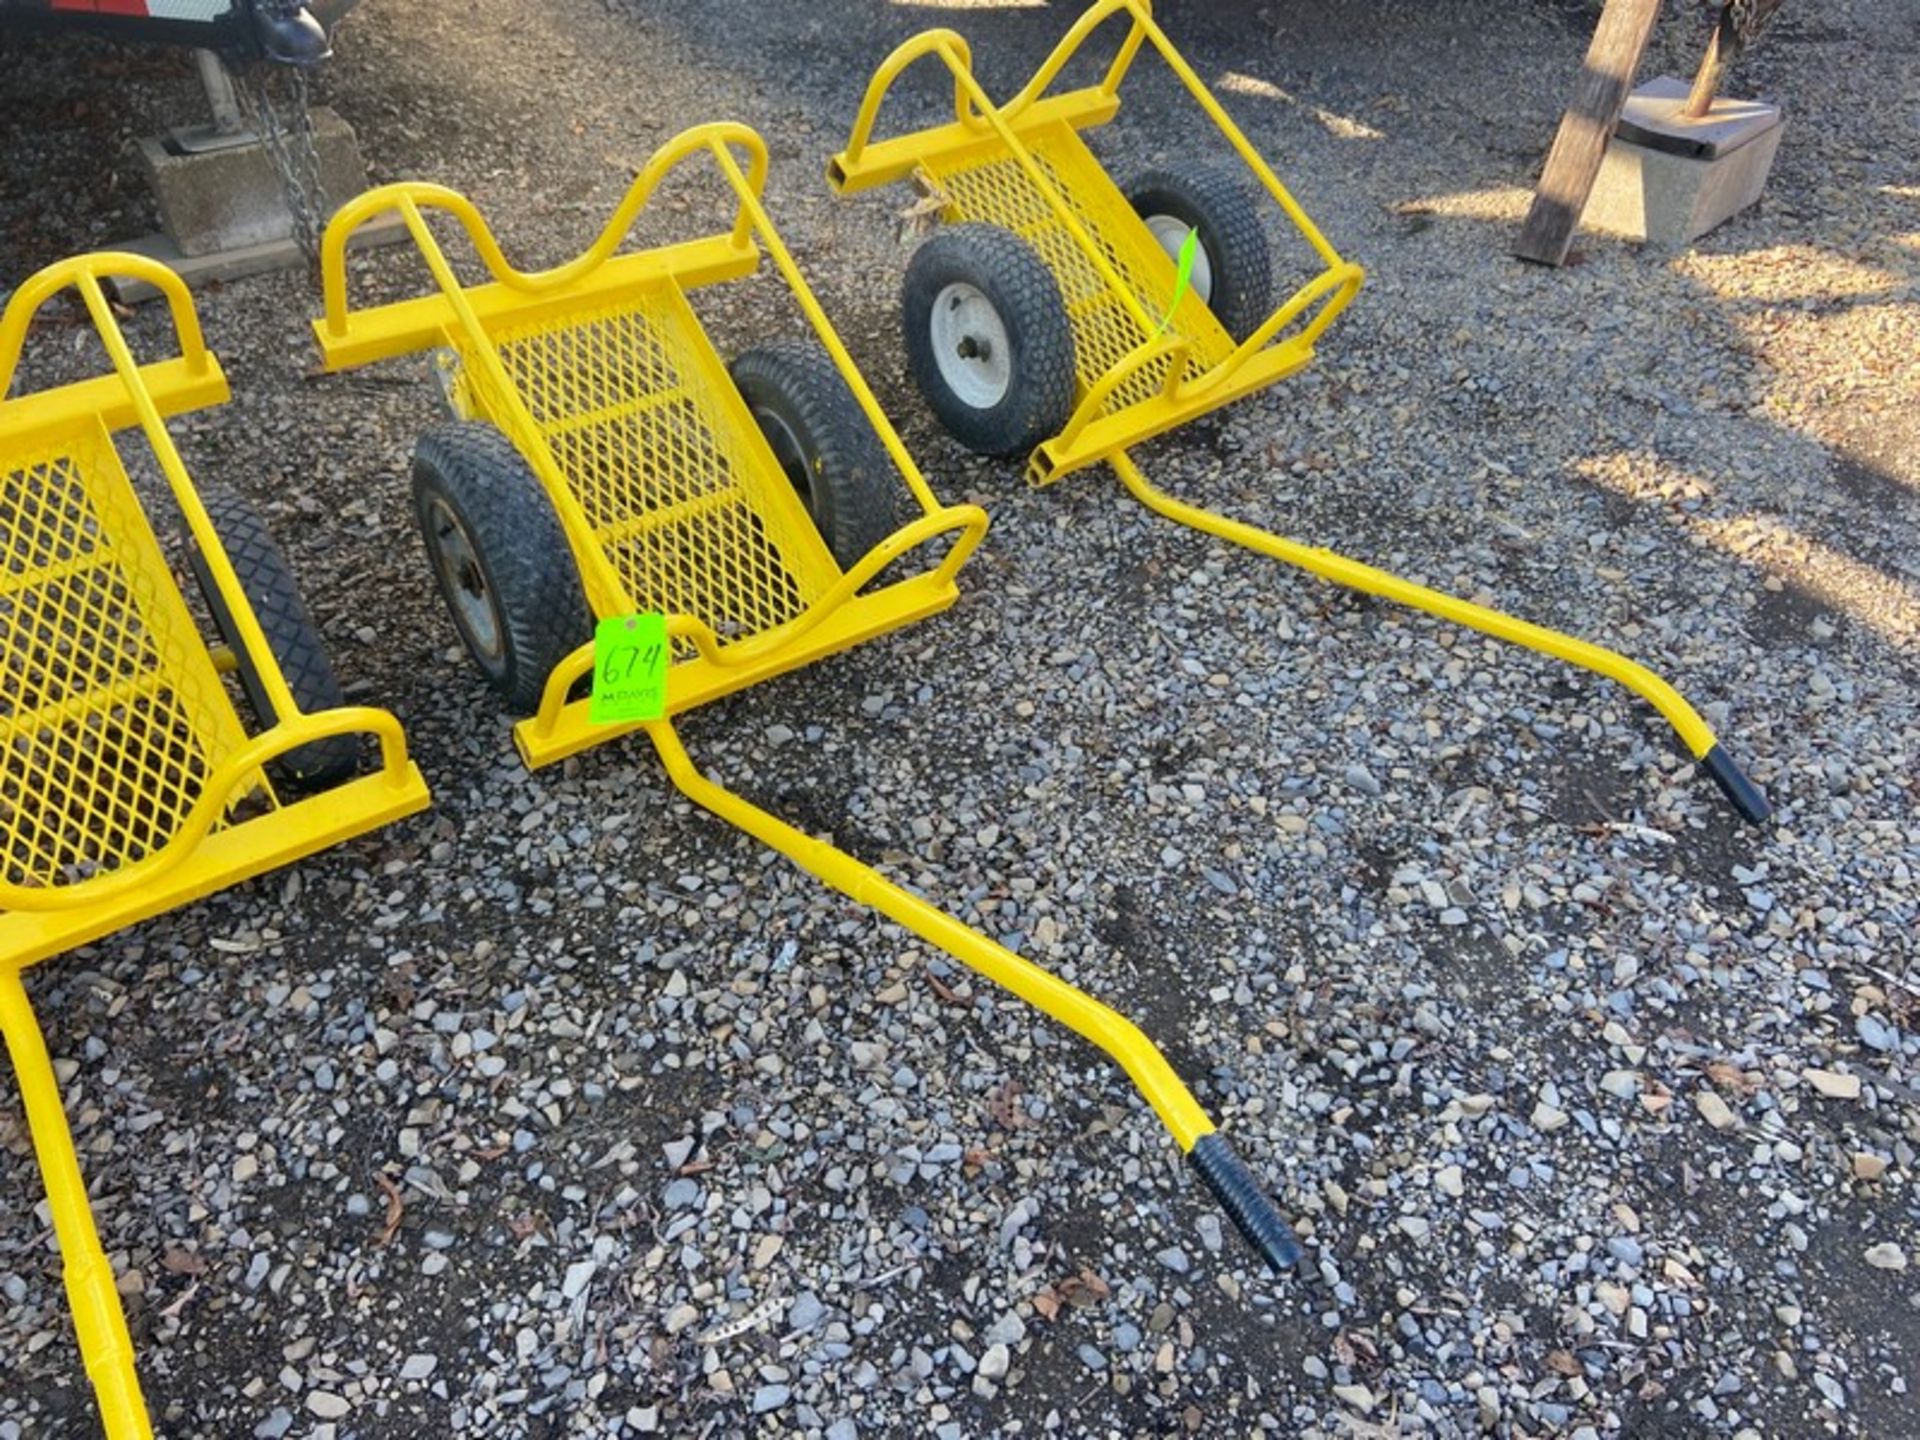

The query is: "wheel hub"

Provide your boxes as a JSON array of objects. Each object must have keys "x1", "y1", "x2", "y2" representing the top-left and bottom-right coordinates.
[
  {"x1": 753, "y1": 404, "x2": 819, "y2": 519},
  {"x1": 1144, "y1": 215, "x2": 1215, "y2": 306},
  {"x1": 930, "y1": 282, "x2": 1012, "y2": 409},
  {"x1": 424, "y1": 496, "x2": 504, "y2": 662}
]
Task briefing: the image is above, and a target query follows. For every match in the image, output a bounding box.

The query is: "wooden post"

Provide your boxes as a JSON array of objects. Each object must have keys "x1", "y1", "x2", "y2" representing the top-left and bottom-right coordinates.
[
  {"x1": 1684, "y1": 25, "x2": 1728, "y2": 118},
  {"x1": 1515, "y1": 0, "x2": 1664, "y2": 267}
]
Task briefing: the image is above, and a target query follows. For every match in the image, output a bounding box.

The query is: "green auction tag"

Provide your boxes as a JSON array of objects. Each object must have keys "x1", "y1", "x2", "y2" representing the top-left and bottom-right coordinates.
[
  {"x1": 590, "y1": 612, "x2": 668, "y2": 725},
  {"x1": 1153, "y1": 226, "x2": 1200, "y2": 337}
]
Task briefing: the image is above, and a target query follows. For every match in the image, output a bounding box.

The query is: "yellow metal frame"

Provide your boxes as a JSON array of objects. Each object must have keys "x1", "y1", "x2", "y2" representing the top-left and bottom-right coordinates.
[
  {"x1": 312, "y1": 124, "x2": 1303, "y2": 1272},
  {"x1": 314, "y1": 122, "x2": 993, "y2": 770},
  {"x1": 1, "y1": 253, "x2": 431, "y2": 1439},
  {"x1": 830, "y1": 0, "x2": 1768, "y2": 822},
  {"x1": 828, "y1": 0, "x2": 1364, "y2": 485}
]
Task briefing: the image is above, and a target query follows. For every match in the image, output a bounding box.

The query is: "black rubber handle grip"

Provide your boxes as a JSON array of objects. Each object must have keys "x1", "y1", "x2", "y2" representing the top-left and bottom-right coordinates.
[
  {"x1": 1188, "y1": 1133, "x2": 1302, "y2": 1273},
  {"x1": 1703, "y1": 744, "x2": 1771, "y2": 825}
]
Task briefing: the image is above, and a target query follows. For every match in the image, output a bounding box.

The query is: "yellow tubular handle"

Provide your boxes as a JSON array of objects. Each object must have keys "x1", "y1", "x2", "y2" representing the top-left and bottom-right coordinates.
[
  {"x1": 645, "y1": 720, "x2": 1310, "y2": 1272},
  {"x1": 645, "y1": 719, "x2": 1215, "y2": 1150},
  {"x1": 1110, "y1": 450, "x2": 1769, "y2": 821},
  {"x1": 319, "y1": 122, "x2": 770, "y2": 341},
  {"x1": 0, "y1": 704, "x2": 413, "y2": 914},
  {"x1": 0, "y1": 971, "x2": 153, "y2": 1440},
  {"x1": 0, "y1": 251, "x2": 211, "y2": 404}
]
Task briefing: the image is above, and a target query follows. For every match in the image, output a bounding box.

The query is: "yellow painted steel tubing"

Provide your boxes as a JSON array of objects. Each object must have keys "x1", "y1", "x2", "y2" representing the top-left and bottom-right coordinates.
[
  {"x1": 0, "y1": 971, "x2": 152, "y2": 1440},
  {"x1": 528, "y1": 506, "x2": 988, "y2": 740},
  {"x1": 0, "y1": 252, "x2": 208, "y2": 403},
  {"x1": 1110, "y1": 451, "x2": 1770, "y2": 822},
  {"x1": 1, "y1": 256, "x2": 299, "y2": 727},
  {"x1": 64, "y1": 261, "x2": 301, "y2": 728},
  {"x1": 319, "y1": 121, "x2": 772, "y2": 336},
  {"x1": 648, "y1": 719, "x2": 1211, "y2": 1148},
  {"x1": 644, "y1": 720, "x2": 1305, "y2": 1271}
]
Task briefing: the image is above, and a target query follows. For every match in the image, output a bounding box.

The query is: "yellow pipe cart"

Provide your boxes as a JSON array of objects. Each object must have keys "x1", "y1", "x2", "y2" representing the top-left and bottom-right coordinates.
[
  {"x1": 1, "y1": 252, "x2": 430, "y2": 1439},
  {"x1": 312, "y1": 123, "x2": 1305, "y2": 1273},
  {"x1": 828, "y1": 0, "x2": 1769, "y2": 824}
]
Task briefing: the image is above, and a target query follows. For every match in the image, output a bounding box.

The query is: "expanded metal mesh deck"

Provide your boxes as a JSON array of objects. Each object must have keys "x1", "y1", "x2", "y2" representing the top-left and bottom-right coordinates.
[
  {"x1": 1, "y1": 422, "x2": 258, "y2": 894},
  {"x1": 931, "y1": 121, "x2": 1236, "y2": 415},
  {"x1": 458, "y1": 285, "x2": 843, "y2": 658}
]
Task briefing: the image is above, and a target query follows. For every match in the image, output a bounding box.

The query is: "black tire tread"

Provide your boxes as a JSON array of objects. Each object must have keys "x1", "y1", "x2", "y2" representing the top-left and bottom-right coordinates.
[
  {"x1": 1124, "y1": 163, "x2": 1274, "y2": 343},
  {"x1": 902, "y1": 223, "x2": 1076, "y2": 457},
  {"x1": 184, "y1": 483, "x2": 357, "y2": 790},
  {"x1": 412, "y1": 422, "x2": 592, "y2": 717},
  {"x1": 730, "y1": 339, "x2": 903, "y2": 571}
]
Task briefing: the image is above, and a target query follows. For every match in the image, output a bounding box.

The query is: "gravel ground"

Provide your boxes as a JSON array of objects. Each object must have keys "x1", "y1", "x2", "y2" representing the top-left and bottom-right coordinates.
[{"x1": 3, "y1": 1, "x2": 1917, "y2": 1436}]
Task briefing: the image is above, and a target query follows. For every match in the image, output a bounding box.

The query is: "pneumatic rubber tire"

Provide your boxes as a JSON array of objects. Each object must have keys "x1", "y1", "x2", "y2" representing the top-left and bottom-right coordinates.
[
  {"x1": 411, "y1": 422, "x2": 592, "y2": 717},
  {"x1": 183, "y1": 483, "x2": 358, "y2": 791},
  {"x1": 1124, "y1": 164, "x2": 1274, "y2": 342},
  {"x1": 902, "y1": 222, "x2": 1076, "y2": 458},
  {"x1": 730, "y1": 339, "x2": 903, "y2": 571}
]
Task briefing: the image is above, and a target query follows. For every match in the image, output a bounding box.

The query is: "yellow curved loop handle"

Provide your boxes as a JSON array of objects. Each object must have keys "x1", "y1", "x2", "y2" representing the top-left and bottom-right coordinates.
[
  {"x1": 0, "y1": 706, "x2": 415, "y2": 915},
  {"x1": 320, "y1": 121, "x2": 771, "y2": 337},
  {"x1": 840, "y1": 1, "x2": 1150, "y2": 158},
  {"x1": 837, "y1": 29, "x2": 977, "y2": 172},
  {"x1": 1183, "y1": 262, "x2": 1366, "y2": 401},
  {"x1": 999, "y1": 0, "x2": 1152, "y2": 117},
  {"x1": 0, "y1": 252, "x2": 211, "y2": 404},
  {"x1": 1053, "y1": 334, "x2": 1192, "y2": 453}
]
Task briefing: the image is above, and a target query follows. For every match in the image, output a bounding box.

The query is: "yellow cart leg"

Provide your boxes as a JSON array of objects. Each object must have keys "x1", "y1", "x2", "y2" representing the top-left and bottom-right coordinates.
[
  {"x1": 1109, "y1": 450, "x2": 1770, "y2": 824},
  {"x1": 644, "y1": 720, "x2": 1303, "y2": 1272},
  {"x1": 0, "y1": 970, "x2": 154, "y2": 1440}
]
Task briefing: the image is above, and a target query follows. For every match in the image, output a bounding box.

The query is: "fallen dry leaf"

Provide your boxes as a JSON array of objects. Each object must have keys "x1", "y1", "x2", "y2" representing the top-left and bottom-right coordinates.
[
  {"x1": 374, "y1": 1172, "x2": 406, "y2": 1248},
  {"x1": 1057, "y1": 1267, "x2": 1111, "y2": 1310},
  {"x1": 1705, "y1": 1061, "x2": 1760, "y2": 1095},
  {"x1": 986, "y1": 1079, "x2": 1030, "y2": 1132},
  {"x1": 161, "y1": 1246, "x2": 207, "y2": 1277}
]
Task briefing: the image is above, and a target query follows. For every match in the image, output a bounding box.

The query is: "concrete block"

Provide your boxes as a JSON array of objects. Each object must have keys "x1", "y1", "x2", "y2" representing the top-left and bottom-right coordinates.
[
  {"x1": 112, "y1": 215, "x2": 406, "y2": 305},
  {"x1": 1581, "y1": 76, "x2": 1784, "y2": 246},
  {"x1": 137, "y1": 105, "x2": 368, "y2": 257}
]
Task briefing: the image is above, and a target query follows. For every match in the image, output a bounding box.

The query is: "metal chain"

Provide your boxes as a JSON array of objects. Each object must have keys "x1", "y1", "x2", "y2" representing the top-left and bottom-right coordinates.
[{"x1": 233, "y1": 62, "x2": 331, "y2": 269}]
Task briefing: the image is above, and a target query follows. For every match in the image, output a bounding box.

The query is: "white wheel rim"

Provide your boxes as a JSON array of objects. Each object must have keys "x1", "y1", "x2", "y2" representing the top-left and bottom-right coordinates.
[
  {"x1": 1145, "y1": 215, "x2": 1214, "y2": 306},
  {"x1": 929, "y1": 282, "x2": 1012, "y2": 410}
]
